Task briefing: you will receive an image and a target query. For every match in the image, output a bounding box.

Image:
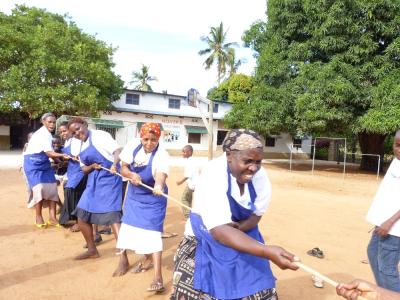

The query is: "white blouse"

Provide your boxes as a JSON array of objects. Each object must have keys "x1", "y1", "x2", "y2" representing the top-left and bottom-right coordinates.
[
  {"x1": 24, "y1": 126, "x2": 53, "y2": 155},
  {"x1": 119, "y1": 138, "x2": 170, "y2": 177},
  {"x1": 185, "y1": 153, "x2": 271, "y2": 236}
]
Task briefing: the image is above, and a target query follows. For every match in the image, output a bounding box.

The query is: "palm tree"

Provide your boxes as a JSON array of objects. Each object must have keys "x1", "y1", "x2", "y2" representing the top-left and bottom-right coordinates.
[
  {"x1": 199, "y1": 22, "x2": 237, "y2": 85},
  {"x1": 129, "y1": 64, "x2": 157, "y2": 91},
  {"x1": 227, "y1": 48, "x2": 247, "y2": 77}
]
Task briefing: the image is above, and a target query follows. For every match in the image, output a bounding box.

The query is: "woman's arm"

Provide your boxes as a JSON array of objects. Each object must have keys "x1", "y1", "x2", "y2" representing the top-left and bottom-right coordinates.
[
  {"x1": 236, "y1": 214, "x2": 262, "y2": 232},
  {"x1": 45, "y1": 151, "x2": 69, "y2": 160},
  {"x1": 110, "y1": 148, "x2": 122, "y2": 173},
  {"x1": 154, "y1": 172, "x2": 167, "y2": 195},
  {"x1": 210, "y1": 224, "x2": 299, "y2": 270},
  {"x1": 81, "y1": 163, "x2": 101, "y2": 175},
  {"x1": 121, "y1": 162, "x2": 141, "y2": 185}
]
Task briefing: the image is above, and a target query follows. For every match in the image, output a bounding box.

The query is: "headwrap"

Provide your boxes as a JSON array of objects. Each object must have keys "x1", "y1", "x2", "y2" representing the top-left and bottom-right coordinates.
[
  {"x1": 222, "y1": 129, "x2": 263, "y2": 152},
  {"x1": 140, "y1": 122, "x2": 161, "y2": 139}
]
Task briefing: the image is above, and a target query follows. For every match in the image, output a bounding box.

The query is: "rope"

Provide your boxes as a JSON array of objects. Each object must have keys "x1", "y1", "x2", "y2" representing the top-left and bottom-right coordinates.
[{"x1": 72, "y1": 156, "x2": 367, "y2": 299}]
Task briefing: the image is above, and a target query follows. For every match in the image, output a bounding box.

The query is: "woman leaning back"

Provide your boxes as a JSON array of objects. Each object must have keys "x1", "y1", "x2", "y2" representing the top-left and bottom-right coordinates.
[
  {"x1": 113, "y1": 122, "x2": 170, "y2": 293},
  {"x1": 67, "y1": 117, "x2": 123, "y2": 260},
  {"x1": 23, "y1": 113, "x2": 69, "y2": 228},
  {"x1": 170, "y1": 129, "x2": 299, "y2": 300}
]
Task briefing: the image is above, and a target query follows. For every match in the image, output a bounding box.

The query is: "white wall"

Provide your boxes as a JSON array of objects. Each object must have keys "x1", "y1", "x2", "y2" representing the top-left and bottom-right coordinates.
[
  {"x1": 112, "y1": 90, "x2": 232, "y2": 120},
  {"x1": 265, "y1": 133, "x2": 312, "y2": 154},
  {"x1": 101, "y1": 112, "x2": 219, "y2": 151}
]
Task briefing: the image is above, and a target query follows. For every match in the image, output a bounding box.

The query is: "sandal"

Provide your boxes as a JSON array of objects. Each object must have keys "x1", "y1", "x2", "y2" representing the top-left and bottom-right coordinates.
[
  {"x1": 307, "y1": 247, "x2": 324, "y2": 259},
  {"x1": 131, "y1": 261, "x2": 154, "y2": 273},
  {"x1": 147, "y1": 281, "x2": 165, "y2": 293},
  {"x1": 35, "y1": 222, "x2": 47, "y2": 229},
  {"x1": 311, "y1": 275, "x2": 324, "y2": 288},
  {"x1": 47, "y1": 221, "x2": 62, "y2": 228}
]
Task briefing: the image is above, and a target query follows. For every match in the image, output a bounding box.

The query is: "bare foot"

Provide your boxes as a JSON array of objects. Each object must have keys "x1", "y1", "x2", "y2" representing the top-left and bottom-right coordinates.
[
  {"x1": 74, "y1": 249, "x2": 100, "y2": 260},
  {"x1": 112, "y1": 258, "x2": 129, "y2": 277},
  {"x1": 70, "y1": 223, "x2": 80, "y2": 232}
]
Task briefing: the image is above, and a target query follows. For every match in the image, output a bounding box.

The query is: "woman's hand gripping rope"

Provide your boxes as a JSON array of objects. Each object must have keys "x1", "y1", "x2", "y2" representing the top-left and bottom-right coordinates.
[{"x1": 95, "y1": 163, "x2": 367, "y2": 300}]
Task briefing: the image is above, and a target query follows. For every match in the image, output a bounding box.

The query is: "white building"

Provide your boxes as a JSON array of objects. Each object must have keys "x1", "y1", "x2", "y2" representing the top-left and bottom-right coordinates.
[{"x1": 94, "y1": 89, "x2": 312, "y2": 158}]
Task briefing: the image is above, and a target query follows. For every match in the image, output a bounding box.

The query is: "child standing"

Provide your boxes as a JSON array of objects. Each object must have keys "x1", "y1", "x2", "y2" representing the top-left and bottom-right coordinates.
[
  {"x1": 366, "y1": 130, "x2": 400, "y2": 292},
  {"x1": 176, "y1": 145, "x2": 199, "y2": 219}
]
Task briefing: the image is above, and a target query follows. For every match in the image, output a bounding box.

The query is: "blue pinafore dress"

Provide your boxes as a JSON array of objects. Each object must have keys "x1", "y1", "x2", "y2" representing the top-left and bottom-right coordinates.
[
  {"x1": 122, "y1": 144, "x2": 168, "y2": 232},
  {"x1": 23, "y1": 152, "x2": 56, "y2": 189},
  {"x1": 190, "y1": 166, "x2": 276, "y2": 299},
  {"x1": 62, "y1": 139, "x2": 85, "y2": 189},
  {"x1": 59, "y1": 139, "x2": 87, "y2": 224},
  {"x1": 76, "y1": 131, "x2": 122, "y2": 214}
]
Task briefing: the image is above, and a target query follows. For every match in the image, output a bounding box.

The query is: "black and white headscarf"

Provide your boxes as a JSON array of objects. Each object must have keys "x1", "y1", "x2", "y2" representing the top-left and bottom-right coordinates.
[{"x1": 222, "y1": 129, "x2": 263, "y2": 152}]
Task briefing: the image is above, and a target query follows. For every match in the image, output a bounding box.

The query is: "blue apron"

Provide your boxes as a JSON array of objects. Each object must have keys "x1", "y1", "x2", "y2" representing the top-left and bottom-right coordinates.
[
  {"x1": 23, "y1": 151, "x2": 56, "y2": 189},
  {"x1": 190, "y1": 166, "x2": 275, "y2": 299},
  {"x1": 122, "y1": 144, "x2": 168, "y2": 232},
  {"x1": 77, "y1": 131, "x2": 122, "y2": 213},
  {"x1": 62, "y1": 139, "x2": 85, "y2": 189}
]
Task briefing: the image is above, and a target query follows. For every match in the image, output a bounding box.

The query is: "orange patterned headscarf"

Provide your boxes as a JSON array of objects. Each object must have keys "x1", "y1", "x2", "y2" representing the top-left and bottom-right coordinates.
[{"x1": 140, "y1": 122, "x2": 161, "y2": 139}]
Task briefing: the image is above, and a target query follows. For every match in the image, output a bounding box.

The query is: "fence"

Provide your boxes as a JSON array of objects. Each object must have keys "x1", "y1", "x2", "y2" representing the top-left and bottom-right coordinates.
[{"x1": 288, "y1": 137, "x2": 381, "y2": 180}]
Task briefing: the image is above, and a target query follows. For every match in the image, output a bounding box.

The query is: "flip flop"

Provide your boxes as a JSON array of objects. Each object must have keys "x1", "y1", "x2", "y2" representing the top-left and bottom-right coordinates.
[
  {"x1": 307, "y1": 247, "x2": 324, "y2": 259},
  {"x1": 98, "y1": 228, "x2": 112, "y2": 235},
  {"x1": 131, "y1": 262, "x2": 154, "y2": 273},
  {"x1": 161, "y1": 232, "x2": 178, "y2": 239},
  {"x1": 35, "y1": 222, "x2": 47, "y2": 229},
  {"x1": 147, "y1": 281, "x2": 165, "y2": 293},
  {"x1": 311, "y1": 275, "x2": 324, "y2": 288},
  {"x1": 47, "y1": 221, "x2": 62, "y2": 228}
]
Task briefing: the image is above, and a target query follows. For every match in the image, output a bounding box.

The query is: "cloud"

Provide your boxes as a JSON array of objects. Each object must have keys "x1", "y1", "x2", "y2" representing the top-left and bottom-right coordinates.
[{"x1": 1, "y1": 0, "x2": 266, "y2": 96}]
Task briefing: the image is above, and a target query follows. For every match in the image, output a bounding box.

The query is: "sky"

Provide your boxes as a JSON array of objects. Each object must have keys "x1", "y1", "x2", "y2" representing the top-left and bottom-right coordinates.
[{"x1": 1, "y1": 0, "x2": 267, "y2": 96}]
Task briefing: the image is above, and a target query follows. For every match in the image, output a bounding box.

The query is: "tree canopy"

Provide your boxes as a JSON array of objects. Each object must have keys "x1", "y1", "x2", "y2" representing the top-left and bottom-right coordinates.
[
  {"x1": 226, "y1": 0, "x2": 400, "y2": 169},
  {"x1": 0, "y1": 5, "x2": 123, "y2": 118}
]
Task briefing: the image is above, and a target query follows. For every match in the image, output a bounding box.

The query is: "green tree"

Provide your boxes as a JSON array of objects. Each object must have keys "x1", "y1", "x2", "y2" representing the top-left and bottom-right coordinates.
[
  {"x1": 129, "y1": 64, "x2": 157, "y2": 92},
  {"x1": 0, "y1": 5, "x2": 123, "y2": 118},
  {"x1": 227, "y1": 0, "x2": 400, "y2": 170},
  {"x1": 199, "y1": 22, "x2": 237, "y2": 84},
  {"x1": 207, "y1": 73, "x2": 254, "y2": 103},
  {"x1": 227, "y1": 48, "x2": 246, "y2": 77}
]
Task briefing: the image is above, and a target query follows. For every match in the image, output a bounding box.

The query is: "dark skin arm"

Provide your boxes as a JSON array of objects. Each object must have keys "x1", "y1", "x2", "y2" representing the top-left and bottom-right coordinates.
[
  {"x1": 121, "y1": 162, "x2": 167, "y2": 195},
  {"x1": 236, "y1": 214, "x2": 262, "y2": 232},
  {"x1": 45, "y1": 151, "x2": 69, "y2": 160},
  {"x1": 210, "y1": 224, "x2": 299, "y2": 270},
  {"x1": 81, "y1": 149, "x2": 121, "y2": 175},
  {"x1": 376, "y1": 209, "x2": 400, "y2": 236},
  {"x1": 176, "y1": 177, "x2": 188, "y2": 185}
]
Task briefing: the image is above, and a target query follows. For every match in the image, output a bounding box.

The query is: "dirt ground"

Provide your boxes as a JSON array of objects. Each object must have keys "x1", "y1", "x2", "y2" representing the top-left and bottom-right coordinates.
[{"x1": 0, "y1": 161, "x2": 380, "y2": 300}]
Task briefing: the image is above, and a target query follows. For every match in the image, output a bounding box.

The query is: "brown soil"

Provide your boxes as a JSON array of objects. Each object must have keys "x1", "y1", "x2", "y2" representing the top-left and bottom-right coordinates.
[{"x1": 0, "y1": 163, "x2": 379, "y2": 299}]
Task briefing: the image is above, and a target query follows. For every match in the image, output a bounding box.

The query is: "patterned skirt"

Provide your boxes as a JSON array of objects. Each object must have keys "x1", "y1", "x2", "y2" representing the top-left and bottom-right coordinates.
[{"x1": 169, "y1": 236, "x2": 278, "y2": 300}]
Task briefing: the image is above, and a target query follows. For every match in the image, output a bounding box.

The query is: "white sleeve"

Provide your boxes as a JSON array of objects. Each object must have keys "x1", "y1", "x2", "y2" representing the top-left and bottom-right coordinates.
[
  {"x1": 25, "y1": 126, "x2": 53, "y2": 154},
  {"x1": 252, "y1": 167, "x2": 272, "y2": 216},
  {"x1": 119, "y1": 139, "x2": 140, "y2": 164},
  {"x1": 97, "y1": 130, "x2": 120, "y2": 154},
  {"x1": 153, "y1": 148, "x2": 170, "y2": 176},
  {"x1": 193, "y1": 159, "x2": 232, "y2": 230}
]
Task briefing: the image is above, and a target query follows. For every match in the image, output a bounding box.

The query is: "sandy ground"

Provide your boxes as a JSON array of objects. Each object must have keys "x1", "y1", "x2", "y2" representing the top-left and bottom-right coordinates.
[{"x1": 0, "y1": 161, "x2": 380, "y2": 300}]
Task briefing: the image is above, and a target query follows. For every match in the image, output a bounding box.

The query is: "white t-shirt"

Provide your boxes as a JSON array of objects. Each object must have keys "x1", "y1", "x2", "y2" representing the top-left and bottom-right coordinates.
[
  {"x1": 119, "y1": 138, "x2": 170, "y2": 177},
  {"x1": 79, "y1": 130, "x2": 120, "y2": 164},
  {"x1": 64, "y1": 137, "x2": 83, "y2": 156},
  {"x1": 366, "y1": 158, "x2": 400, "y2": 237},
  {"x1": 184, "y1": 153, "x2": 271, "y2": 236},
  {"x1": 24, "y1": 126, "x2": 53, "y2": 155},
  {"x1": 184, "y1": 156, "x2": 200, "y2": 190}
]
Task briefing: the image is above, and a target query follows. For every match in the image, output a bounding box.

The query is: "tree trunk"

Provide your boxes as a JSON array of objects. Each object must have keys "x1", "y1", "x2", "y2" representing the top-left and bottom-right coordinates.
[{"x1": 358, "y1": 132, "x2": 386, "y2": 172}]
